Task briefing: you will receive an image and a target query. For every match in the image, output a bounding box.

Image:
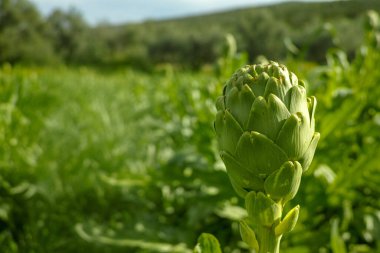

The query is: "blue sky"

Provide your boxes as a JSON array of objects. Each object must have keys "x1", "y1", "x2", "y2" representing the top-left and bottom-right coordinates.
[{"x1": 29, "y1": 0, "x2": 334, "y2": 25}]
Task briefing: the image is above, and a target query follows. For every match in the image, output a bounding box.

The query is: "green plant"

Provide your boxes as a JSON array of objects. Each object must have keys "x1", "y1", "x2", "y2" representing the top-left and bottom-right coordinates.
[{"x1": 214, "y1": 61, "x2": 319, "y2": 252}]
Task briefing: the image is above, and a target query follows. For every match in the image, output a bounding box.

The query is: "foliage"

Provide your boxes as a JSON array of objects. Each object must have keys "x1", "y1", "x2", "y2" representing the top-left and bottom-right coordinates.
[
  {"x1": 0, "y1": 0, "x2": 57, "y2": 64},
  {"x1": 194, "y1": 233, "x2": 222, "y2": 253},
  {"x1": 0, "y1": 5, "x2": 380, "y2": 253},
  {"x1": 1, "y1": 0, "x2": 380, "y2": 68},
  {"x1": 281, "y1": 10, "x2": 380, "y2": 253}
]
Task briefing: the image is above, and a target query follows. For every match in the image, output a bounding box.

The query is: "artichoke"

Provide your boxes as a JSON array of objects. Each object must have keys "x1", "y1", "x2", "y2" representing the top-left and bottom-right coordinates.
[{"x1": 214, "y1": 62, "x2": 319, "y2": 253}]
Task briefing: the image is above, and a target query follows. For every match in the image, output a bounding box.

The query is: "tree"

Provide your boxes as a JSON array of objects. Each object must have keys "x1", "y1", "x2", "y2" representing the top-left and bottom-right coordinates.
[
  {"x1": 236, "y1": 10, "x2": 288, "y2": 61},
  {"x1": 45, "y1": 8, "x2": 89, "y2": 63},
  {"x1": 0, "y1": 0, "x2": 56, "y2": 64}
]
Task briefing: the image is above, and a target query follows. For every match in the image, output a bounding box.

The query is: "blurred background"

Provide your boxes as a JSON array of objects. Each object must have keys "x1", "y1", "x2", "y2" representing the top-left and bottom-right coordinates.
[{"x1": 0, "y1": 0, "x2": 380, "y2": 252}]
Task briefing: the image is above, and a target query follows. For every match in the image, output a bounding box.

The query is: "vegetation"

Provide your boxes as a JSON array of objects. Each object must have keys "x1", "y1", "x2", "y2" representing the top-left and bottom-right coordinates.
[
  {"x1": 1, "y1": 0, "x2": 380, "y2": 68},
  {"x1": 0, "y1": 0, "x2": 380, "y2": 252}
]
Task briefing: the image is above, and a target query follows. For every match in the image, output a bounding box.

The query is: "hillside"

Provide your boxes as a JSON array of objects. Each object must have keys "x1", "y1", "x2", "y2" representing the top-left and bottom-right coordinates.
[
  {"x1": 110, "y1": 0, "x2": 380, "y2": 68},
  {"x1": 1, "y1": 0, "x2": 380, "y2": 68}
]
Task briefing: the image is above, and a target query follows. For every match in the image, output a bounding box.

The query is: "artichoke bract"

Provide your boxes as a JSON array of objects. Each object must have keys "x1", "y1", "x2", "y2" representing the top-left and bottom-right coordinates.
[{"x1": 215, "y1": 62, "x2": 319, "y2": 253}]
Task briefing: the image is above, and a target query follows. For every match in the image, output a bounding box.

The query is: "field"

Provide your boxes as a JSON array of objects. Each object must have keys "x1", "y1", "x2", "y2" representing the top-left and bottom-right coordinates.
[{"x1": 1, "y1": 9, "x2": 380, "y2": 253}]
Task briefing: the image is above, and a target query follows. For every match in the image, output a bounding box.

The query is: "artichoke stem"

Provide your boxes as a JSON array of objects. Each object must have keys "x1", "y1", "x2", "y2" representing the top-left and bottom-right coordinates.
[
  {"x1": 256, "y1": 225, "x2": 282, "y2": 253},
  {"x1": 249, "y1": 203, "x2": 283, "y2": 253}
]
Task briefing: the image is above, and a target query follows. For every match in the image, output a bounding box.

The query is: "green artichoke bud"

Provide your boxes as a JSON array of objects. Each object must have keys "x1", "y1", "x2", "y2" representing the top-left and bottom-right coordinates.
[
  {"x1": 246, "y1": 191, "x2": 282, "y2": 227},
  {"x1": 239, "y1": 219, "x2": 259, "y2": 252},
  {"x1": 264, "y1": 161, "x2": 302, "y2": 203},
  {"x1": 275, "y1": 205, "x2": 300, "y2": 236},
  {"x1": 215, "y1": 62, "x2": 320, "y2": 198}
]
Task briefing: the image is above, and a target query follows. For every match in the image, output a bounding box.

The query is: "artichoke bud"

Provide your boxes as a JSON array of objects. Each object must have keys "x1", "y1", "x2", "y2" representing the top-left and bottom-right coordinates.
[
  {"x1": 194, "y1": 233, "x2": 222, "y2": 253},
  {"x1": 220, "y1": 151, "x2": 264, "y2": 196},
  {"x1": 300, "y1": 132, "x2": 320, "y2": 172},
  {"x1": 264, "y1": 161, "x2": 302, "y2": 203},
  {"x1": 215, "y1": 110, "x2": 243, "y2": 154},
  {"x1": 275, "y1": 205, "x2": 300, "y2": 236},
  {"x1": 215, "y1": 62, "x2": 319, "y2": 196},
  {"x1": 246, "y1": 192, "x2": 282, "y2": 227},
  {"x1": 215, "y1": 96, "x2": 225, "y2": 111},
  {"x1": 239, "y1": 219, "x2": 260, "y2": 251}
]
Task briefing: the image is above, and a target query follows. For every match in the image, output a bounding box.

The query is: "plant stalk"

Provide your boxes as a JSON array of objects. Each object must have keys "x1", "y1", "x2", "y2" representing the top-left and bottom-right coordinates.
[{"x1": 256, "y1": 225, "x2": 282, "y2": 253}]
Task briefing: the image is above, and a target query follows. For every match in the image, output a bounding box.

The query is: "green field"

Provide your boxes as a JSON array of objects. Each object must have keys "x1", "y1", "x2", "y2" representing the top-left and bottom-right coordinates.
[{"x1": 1, "y1": 5, "x2": 380, "y2": 253}]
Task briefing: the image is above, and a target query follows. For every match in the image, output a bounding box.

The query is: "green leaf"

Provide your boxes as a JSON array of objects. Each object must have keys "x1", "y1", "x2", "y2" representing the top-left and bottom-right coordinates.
[
  {"x1": 264, "y1": 161, "x2": 302, "y2": 203},
  {"x1": 215, "y1": 96, "x2": 225, "y2": 111},
  {"x1": 225, "y1": 85, "x2": 255, "y2": 127},
  {"x1": 236, "y1": 132, "x2": 288, "y2": 178},
  {"x1": 256, "y1": 192, "x2": 282, "y2": 227},
  {"x1": 271, "y1": 64, "x2": 281, "y2": 78},
  {"x1": 299, "y1": 132, "x2": 320, "y2": 172},
  {"x1": 250, "y1": 72, "x2": 269, "y2": 97},
  {"x1": 288, "y1": 85, "x2": 310, "y2": 123},
  {"x1": 275, "y1": 113, "x2": 312, "y2": 160},
  {"x1": 215, "y1": 110, "x2": 243, "y2": 154},
  {"x1": 275, "y1": 205, "x2": 300, "y2": 236},
  {"x1": 229, "y1": 177, "x2": 249, "y2": 198},
  {"x1": 246, "y1": 95, "x2": 290, "y2": 141},
  {"x1": 275, "y1": 65, "x2": 296, "y2": 88},
  {"x1": 263, "y1": 77, "x2": 290, "y2": 101},
  {"x1": 236, "y1": 131, "x2": 288, "y2": 177},
  {"x1": 267, "y1": 94, "x2": 291, "y2": 136},
  {"x1": 194, "y1": 233, "x2": 222, "y2": 253},
  {"x1": 319, "y1": 97, "x2": 362, "y2": 142},
  {"x1": 253, "y1": 64, "x2": 264, "y2": 75},
  {"x1": 220, "y1": 151, "x2": 264, "y2": 193},
  {"x1": 247, "y1": 192, "x2": 282, "y2": 227},
  {"x1": 331, "y1": 219, "x2": 347, "y2": 253},
  {"x1": 245, "y1": 191, "x2": 257, "y2": 219},
  {"x1": 75, "y1": 224, "x2": 190, "y2": 252},
  {"x1": 289, "y1": 72, "x2": 299, "y2": 86},
  {"x1": 240, "y1": 220, "x2": 259, "y2": 252},
  {"x1": 307, "y1": 96, "x2": 317, "y2": 131}
]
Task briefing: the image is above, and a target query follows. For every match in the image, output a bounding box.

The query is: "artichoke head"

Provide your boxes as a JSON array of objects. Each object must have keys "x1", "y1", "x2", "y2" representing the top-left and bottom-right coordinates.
[{"x1": 215, "y1": 62, "x2": 319, "y2": 200}]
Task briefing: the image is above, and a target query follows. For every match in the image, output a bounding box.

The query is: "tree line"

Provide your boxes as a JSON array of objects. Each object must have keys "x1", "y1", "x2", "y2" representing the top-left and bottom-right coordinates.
[{"x1": 1, "y1": 0, "x2": 379, "y2": 69}]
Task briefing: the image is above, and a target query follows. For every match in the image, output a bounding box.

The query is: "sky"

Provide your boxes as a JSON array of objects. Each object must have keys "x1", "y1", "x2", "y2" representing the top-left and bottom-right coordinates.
[{"x1": 29, "y1": 0, "x2": 335, "y2": 25}]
